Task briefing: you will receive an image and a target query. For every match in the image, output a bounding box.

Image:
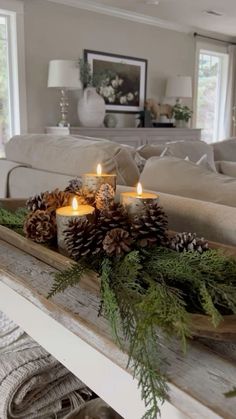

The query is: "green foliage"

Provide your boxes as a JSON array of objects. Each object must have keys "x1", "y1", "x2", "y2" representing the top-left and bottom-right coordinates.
[
  {"x1": 48, "y1": 262, "x2": 90, "y2": 298},
  {"x1": 172, "y1": 103, "x2": 193, "y2": 122},
  {"x1": 224, "y1": 387, "x2": 236, "y2": 398},
  {"x1": 48, "y1": 246, "x2": 236, "y2": 418},
  {"x1": 0, "y1": 207, "x2": 28, "y2": 231}
]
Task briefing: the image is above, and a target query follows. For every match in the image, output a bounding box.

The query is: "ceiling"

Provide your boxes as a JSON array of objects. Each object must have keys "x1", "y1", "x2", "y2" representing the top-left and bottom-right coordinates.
[{"x1": 49, "y1": 0, "x2": 236, "y2": 38}]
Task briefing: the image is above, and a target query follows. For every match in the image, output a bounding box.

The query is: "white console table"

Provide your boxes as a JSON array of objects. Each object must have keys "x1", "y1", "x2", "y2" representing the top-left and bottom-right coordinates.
[{"x1": 46, "y1": 127, "x2": 201, "y2": 147}]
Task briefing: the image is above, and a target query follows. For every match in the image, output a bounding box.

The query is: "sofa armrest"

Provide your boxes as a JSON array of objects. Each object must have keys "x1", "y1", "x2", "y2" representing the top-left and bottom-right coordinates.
[
  {"x1": 117, "y1": 185, "x2": 236, "y2": 247},
  {"x1": 216, "y1": 160, "x2": 236, "y2": 178},
  {"x1": 0, "y1": 159, "x2": 30, "y2": 198}
]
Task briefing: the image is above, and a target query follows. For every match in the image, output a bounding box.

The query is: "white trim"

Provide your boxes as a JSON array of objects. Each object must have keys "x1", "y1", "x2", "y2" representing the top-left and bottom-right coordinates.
[
  {"x1": 47, "y1": 0, "x2": 192, "y2": 33},
  {"x1": 0, "y1": 0, "x2": 27, "y2": 135}
]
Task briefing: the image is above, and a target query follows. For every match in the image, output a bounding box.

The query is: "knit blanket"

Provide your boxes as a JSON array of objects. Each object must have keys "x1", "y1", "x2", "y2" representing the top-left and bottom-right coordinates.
[{"x1": 0, "y1": 312, "x2": 91, "y2": 418}]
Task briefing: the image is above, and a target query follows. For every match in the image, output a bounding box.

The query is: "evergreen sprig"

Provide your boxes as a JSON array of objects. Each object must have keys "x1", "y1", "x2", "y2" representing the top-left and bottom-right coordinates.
[
  {"x1": 48, "y1": 262, "x2": 90, "y2": 298},
  {"x1": 0, "y1": 207, "x2": 28, "y2": 230}
]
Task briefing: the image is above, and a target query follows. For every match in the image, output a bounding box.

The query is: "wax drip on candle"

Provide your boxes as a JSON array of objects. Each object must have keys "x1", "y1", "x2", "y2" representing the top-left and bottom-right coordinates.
[
  {"x1": 97, "y1": 164, "x2": 102, "y2": 176},
  {"x1": 137, "y1": 182, "x2": 143, "y2": 197},
  {"x1": 72, "y1": 197, "x2": 79, "y2": 211}
]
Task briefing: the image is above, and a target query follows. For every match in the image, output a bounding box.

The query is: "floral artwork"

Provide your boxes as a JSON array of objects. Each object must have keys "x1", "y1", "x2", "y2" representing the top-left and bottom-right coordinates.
[{"x1": 85, "y1": 50, "x2": 147, "y2": 113}]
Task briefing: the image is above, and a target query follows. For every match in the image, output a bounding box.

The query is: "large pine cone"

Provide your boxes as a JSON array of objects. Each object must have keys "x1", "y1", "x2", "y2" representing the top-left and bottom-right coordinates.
[
  {"x1": 45, "y1": 189, "x2": 71, "y2": 212},
  {"x1": 169, "y1": 232, "x2": 209, "y2": 254},
  {"x1": 103, "y1": 228, "x2": 133, "y2": 257},
  {"x1": 26, "y1": 192, "x2": 48, "y2": 212},
  {"x1": 131, "y1": 202, "x2": 168, "y2": 248},
  {"x1": 64, "y1": 218, "x2": 104, "y2": 260},
  {"x1": 98, "y1": 203, "x2": 129, "y2": 233},
  {"x1": 65, "y1": 178, "x2": 82, "y2": 194},
  {"x1": 26, "y1": 189, "x2": 71, "y2": 214},
  {"x1": 24, "y1": 210, "x2": 56, "y2": 243},
  {"x1": 95, "y1": 183, "x2": 115, "y2": 211}
]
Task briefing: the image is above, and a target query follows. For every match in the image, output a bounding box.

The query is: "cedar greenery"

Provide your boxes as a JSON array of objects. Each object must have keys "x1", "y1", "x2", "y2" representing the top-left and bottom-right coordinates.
[
  {"x1": 0, "y1": 207, "x2": 28, "y2": 232},
  {"x1": 48, "y1": 247, "x2": 236, "y2": 418}
]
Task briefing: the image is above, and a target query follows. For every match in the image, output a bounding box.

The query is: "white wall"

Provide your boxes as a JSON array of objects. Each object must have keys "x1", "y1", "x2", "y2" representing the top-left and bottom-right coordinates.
[{"x1": 23, "y1": 0, "x2": 195, "y2": 132}]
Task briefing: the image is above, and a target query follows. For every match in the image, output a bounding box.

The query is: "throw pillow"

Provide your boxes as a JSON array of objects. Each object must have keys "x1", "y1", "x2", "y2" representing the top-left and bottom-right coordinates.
[{"x1": 140, "y1": 156, "x2": 236, "y2": 207}]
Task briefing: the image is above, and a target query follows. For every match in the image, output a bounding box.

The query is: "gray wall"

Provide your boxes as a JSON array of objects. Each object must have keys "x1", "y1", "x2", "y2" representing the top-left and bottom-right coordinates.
[{"x1": 23, "y1": 0, "x2": 195, "y2": 132}]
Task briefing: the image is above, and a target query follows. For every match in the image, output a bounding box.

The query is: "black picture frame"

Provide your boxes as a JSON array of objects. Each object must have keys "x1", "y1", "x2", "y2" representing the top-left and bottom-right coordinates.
[{"x1": 84, "y1": 49, "x2": 148, "y2": 114}]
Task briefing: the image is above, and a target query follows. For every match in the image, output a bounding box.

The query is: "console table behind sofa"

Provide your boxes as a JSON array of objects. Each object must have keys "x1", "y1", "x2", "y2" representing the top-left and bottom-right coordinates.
[{"x1": 46, "y1": 127, "x2": 201, "y2": 148}]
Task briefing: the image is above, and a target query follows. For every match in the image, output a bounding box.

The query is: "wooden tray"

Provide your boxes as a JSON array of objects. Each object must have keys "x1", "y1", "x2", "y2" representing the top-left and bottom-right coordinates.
[{"x1": 1, "y1": 202, "x2": 236, "y2": 342}]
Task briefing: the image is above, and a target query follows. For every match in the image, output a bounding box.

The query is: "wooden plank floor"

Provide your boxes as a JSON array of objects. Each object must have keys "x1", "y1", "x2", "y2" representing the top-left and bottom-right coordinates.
[{"x1": 0, "y1": 239, "x2": 236, "y2": 419}]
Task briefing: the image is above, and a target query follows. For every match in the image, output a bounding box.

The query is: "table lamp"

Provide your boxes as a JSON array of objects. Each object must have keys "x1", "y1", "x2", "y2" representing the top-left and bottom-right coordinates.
[
  {"x1": 48, "y1": 60, "x2": 82, "y2": 127},
  {"x1": 165, "y1": 76, "x2": 192, "y2": 103}
]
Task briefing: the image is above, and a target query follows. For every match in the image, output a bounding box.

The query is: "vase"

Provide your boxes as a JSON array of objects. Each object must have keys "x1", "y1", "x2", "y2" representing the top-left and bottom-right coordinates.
[
  {"x1": 175, "y1": 120, "x2": 189, "y2": 128},
  {"x1": 77, "y1": 87, "x2": 106, "y2": 128}
]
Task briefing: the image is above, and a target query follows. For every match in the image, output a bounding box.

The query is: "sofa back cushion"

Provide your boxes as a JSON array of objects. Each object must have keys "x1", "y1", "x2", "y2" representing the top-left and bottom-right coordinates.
[
  {"x1": 212, "y1": 138, "x2": 236, "y2": 161},
  {"x1": 138, "y1": 140, "x2": 216, "y2": 171},
  {"x1": 5, "y1": 134, "x2": 139, "y2": 186},
  {"x1": 140, "y1": 156, "x2": 236, "y2": 207}
]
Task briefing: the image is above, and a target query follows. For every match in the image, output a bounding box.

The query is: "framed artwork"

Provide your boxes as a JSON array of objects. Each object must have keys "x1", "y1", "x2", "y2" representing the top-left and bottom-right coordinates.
[{"x1": 84, "y1": 49, "x2": 148, "y2": 113}]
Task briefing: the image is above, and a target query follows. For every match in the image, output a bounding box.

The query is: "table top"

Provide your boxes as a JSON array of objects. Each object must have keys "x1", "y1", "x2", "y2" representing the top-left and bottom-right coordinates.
[{"x1": 0, "y1": 234, "x2": 235, "y2": 419}]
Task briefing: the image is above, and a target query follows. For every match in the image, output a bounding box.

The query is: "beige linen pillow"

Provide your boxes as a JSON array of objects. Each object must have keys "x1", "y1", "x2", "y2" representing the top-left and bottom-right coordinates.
[
  {"x1": 140, "y1": 156, "x2": 236, "y2": 207},
  {"x1": 5, "y1": 134, "x2": 140, "y2": 186},
  {"x1": 216, "y1": 161, "x2": 236, "y2": 178},
  {"x1": 212, "y1": 138, "x2": 236, "y2": 161},
  {"x1": 137, "y1": 144, "x2": 166, "y2": 159},
  {"x1": 163, "y1": 141, "x2": 216, "y2": 172}
]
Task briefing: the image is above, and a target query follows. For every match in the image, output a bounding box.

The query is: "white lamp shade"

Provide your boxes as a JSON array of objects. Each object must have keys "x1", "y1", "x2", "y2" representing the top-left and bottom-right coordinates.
[
  {"x1": 165, "y1": 76, "x2": 192, "y2": 99},
  {"x1": 48, "y1": 60, "x2": 82, "y2": 89}
]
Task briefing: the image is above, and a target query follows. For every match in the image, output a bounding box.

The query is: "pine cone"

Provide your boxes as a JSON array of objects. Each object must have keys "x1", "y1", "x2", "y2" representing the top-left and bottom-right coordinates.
[
  {"x1": 169, "y1": 232, "x2": 209, "y2": 254},
  {"x1": 103, "y1": 228, "x2": 133, "y2": 257},
  {"x1": 77, "y1": 187, "x2": 96, "y2": 206},
  {"x1": 98, "y1": 203, "x2": 129, "y2": 233},
  {"x1": 131, "y1": 202, "x2": 168, "y2": 248},
  {"x1": 45, "y1": 189, "x2": 71, "y2": 212},
  {"x1": 26, "y1": 192, "x2": 48, "y2": 212},
  {"x1": 65, "y1": 178, "x2": 82, "y2": 194},
  {"x1": 24, "y1": 210, "x2": 56, "y2": 243},
  {"x1": 64, "y1": 218, "x2": 104, "y2": 260},
  {"x1": 95, "y1": 183, "x2": 115, "y2": 211}
]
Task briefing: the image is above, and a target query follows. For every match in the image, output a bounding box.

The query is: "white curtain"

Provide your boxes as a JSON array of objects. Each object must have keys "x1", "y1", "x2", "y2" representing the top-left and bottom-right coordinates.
[{"x1": 223, "y1": 45, "x2": 236, "y2": 139}]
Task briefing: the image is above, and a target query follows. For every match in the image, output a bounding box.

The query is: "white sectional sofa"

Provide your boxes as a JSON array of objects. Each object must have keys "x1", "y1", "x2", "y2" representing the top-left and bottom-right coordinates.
[{"x1": 1, "y1": 134, "x2": 236, "y2": 246}]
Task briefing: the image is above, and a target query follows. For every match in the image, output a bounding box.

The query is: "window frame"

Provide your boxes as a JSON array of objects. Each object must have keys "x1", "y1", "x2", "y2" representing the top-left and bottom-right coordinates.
[
  {"x1": 0, "y1": 0, "x2": 27, "y2": 138},
  {"x1": 193, "y1": 40, "x2": 229, "y2": 143}
]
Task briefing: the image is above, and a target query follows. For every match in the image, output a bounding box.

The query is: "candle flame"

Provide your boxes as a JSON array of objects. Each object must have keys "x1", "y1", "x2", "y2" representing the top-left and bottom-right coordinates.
[
  {"x1": 137, "y1": 182, "x2": 143, "y2": 196},
  {"x1": 72, "y1": 197, "x2": 79, "y2": 211},
  {"x1": 97, "y1": 164, "x2": 102, "y2": 176}
]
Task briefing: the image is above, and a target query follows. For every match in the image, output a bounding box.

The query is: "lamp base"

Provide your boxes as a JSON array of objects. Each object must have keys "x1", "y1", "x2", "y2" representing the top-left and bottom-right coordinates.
[{"x1": 58, "y1": 89, "x2": 70, "y2": 128}]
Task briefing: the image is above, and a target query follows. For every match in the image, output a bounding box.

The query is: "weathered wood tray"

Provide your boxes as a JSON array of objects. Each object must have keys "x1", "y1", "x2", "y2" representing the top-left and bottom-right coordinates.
[{"x1": 1, "y1": 199, "x2": 236, "y2": 342}]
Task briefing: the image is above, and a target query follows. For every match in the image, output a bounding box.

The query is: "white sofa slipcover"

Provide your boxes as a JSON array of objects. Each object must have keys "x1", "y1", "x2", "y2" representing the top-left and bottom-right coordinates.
[{"x1": 5, "y1": 134, "x2": 139, "y2": 187}]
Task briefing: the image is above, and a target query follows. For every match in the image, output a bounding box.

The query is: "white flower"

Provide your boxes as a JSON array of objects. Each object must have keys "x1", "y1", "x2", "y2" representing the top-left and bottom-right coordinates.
[
  {"x1": 108, "y1": 96, "x2": 115, "y2": 103},
  {"x1": 119, "y1": 78, "x2": 124, "y2": 86},
  {"x1": 101, "y1": 86, "x2": 115, "y2": 98},
  {"x1": 120, "y1": 96, "x2": 128, "y2": 105},
  {"x1": 111, "y1": 76, "x2": 120, "y2": 88},
  {"x1": 127, "y1": 93, "x2": 134, "y2": 101}
]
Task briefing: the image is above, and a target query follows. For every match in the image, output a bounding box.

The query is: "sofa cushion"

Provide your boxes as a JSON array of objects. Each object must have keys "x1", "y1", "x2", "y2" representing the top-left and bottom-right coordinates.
[
  {"x1": 137, "y1": 144, "x2": 166, "y2": 159},
  {"x1": 212, "y1": 138, "x2": 236, "y2": 161},
  {"x1": 140, "y1": 156, "x2": 236, "y2": 207},
  {"x1": 117, "y1": 185, "x2": 236, "y2": 246},
  {"x1": 138, "y1": 140, "x2": 216, "y2": 171},
  {"x1": 163, "y1": 141, "x2": 216, "y2": 171},
  {"x1": 216, "y1": 160, "x2": 236, "y2": 178},
  {"x1": 5, "y1": 134, "x2": 139, "y2": 186}
]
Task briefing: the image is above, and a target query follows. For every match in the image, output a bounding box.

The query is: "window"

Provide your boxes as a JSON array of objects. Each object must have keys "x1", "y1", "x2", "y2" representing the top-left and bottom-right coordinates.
[
  {"x1": 0, "y1": 1, "x2": 26, "y2": 157},
  {"x1": 194, "y1": 42, "x2": 229, "y2": 143}
]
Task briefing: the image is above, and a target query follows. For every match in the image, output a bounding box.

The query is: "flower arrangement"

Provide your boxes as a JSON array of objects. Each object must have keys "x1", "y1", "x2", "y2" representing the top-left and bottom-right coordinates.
[
  {"x1": 172, "y1": 103, "x2": 193, "y2": 122},
  {"x1": 1, "y1": 180, "x2": 236, "y2": 419},
  {"x1": 78, "y1": 58, "x2": 139, "y2": 106}
]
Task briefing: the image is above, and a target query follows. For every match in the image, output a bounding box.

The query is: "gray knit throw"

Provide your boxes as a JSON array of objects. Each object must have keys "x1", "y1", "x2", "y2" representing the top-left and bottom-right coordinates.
[{"x1": 0, "y1": 312, "x2": 91, "y2": 418}]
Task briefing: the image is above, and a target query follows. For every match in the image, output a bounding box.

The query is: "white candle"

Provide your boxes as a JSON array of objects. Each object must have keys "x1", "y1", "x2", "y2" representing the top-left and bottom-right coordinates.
[
  {"x1": 82, "y1": 164, "x2": 116, "y2": 195},
  {"x1": 120, "y1": 183, "x2": 159, "y2": 217},
  {"x1": 56, "y1": 197, "x2": 95, "y2": 254}
]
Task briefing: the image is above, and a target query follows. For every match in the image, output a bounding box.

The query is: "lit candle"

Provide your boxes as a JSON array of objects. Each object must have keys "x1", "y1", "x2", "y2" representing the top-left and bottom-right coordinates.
[
  {"x1": 56, "y1": 196, "x2": 95, "y2": 254},
  {"x1": 120, "y1": 183, "x2": 159, "y2": 217},
  {"x1": 82, "y1": 164, "x2": 116, "y2": 196}
]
